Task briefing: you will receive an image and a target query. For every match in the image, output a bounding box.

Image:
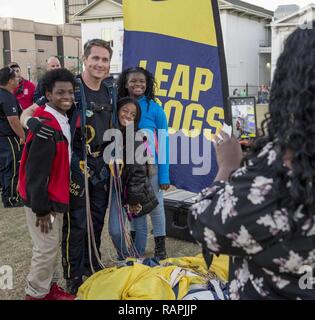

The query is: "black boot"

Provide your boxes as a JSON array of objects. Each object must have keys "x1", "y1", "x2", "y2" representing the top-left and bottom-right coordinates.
[
  {"x1": 130, "y1": 231, "x2": 136, "y2": 242},
  {"x1": 66, "y1": 277, "x2": 83, "y2": 295},
  {"x1": 154, "y1": 236, "x2": 167, "y2": 260}
]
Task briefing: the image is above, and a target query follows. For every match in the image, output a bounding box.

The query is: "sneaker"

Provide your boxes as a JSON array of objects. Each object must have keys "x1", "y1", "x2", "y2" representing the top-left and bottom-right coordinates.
[
  {"x1": 3, "y1": 200, "x2": 23, "y2": 208},
  {"x1": 154, "y1": 236, "x2": 167, "y2": 260},
  {"x1": 83, "y1": 268, "x2": 93, "y2": 278},
  {"x1": 66, "y1": 277, "x2": 83, "y2": 296},
  {"x1": 25, "y1": 284, "x2": 75, "y2": 300},
  {"x1": 12, "y1": 201, "x2": 24, "y2": 208},
  {"x1": 46, "y1": 283, "x2": 75, "y2": 300},
  {"x1": 25, "y1": 294, "x2": 49, "y2": 300}
]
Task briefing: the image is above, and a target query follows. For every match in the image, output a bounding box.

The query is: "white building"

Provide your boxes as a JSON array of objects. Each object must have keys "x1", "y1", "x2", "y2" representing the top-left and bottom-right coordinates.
[
  {"x1": 0, "y1": 17, "x2": 82, "y2": 82},
  {"x1": 219, "y1": 0, "x2": 273, "y2": 95},
  {"x1": 74, "y1": 0, "x2": 273, "y2": 95},
  {"x1": 75, "y1": 0, "x2": 123, "y2": 74},
  {"x1": 270, "y1": 3, "x2": 315, "y2": 79}
]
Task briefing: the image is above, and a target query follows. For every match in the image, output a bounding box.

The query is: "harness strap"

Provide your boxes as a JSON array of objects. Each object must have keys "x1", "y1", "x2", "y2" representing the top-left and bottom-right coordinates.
[
  {"x1": 109, "y1": 159, "x2": 140, "y2": 259},
  {"x1": 75, "y1": 77, "x2": 105, "y2": 272}
]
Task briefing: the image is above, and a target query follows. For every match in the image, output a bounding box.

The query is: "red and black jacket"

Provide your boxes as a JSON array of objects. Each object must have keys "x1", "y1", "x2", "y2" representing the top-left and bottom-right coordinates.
[
  {"x1": 14, "y1": 78, "x2": 35, "y2": 110},
  {"x1": 18, "y1": 108, "x2": 70, "y2": 217}
]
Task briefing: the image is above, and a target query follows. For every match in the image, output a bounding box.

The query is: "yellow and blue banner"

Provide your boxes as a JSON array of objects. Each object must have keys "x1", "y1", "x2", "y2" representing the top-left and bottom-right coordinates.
[{"x1": 123, "y1": 0, "x2": 229, "y2": 192}]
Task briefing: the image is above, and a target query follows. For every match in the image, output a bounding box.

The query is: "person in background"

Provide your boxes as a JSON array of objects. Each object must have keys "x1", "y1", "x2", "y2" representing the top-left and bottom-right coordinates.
[
  {"x1": 33, "y1": 56, "x2": 61, "y2": 102},
  {"x1": 19, "y1": 68, "x2": 76, "y2": 300},
  {"x1": 0, "y1": 67, "x2": 25, "y2": 208},
  {"x1": 9, "y1": 62, "x2": 35, "y2": 110},
  {"x1": 262, "y1": 85, "x2": 270, "y2": 104},
  {"x1": 188, "y1": 22, "x2": 315, "y2": 300},
  {"x1": 240, "y1": 89, "x2": 247, "y2": 97},
  {"x1": 233, "y1": 88, "x2": 239, "y2": 96},
  {"x1": 117, "y1": 67, "x2": 170, "y2": 260},
  {"x1": 257, "y1": 85, "x2": 263, "y2": 104}
]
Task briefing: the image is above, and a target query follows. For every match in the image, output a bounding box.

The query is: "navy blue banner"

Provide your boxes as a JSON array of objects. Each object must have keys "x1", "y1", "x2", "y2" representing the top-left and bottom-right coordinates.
[{"x1": 123, "y1": 1, "x2": 229, "y2": 192}]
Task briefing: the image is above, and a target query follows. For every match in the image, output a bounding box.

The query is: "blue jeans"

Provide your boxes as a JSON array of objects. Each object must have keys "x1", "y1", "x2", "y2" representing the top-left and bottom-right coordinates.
[
  {"x1": 108, "y1": 180, "x2": 129, "y2": 259},
  {"x1": 131, "y1": 172, "x2": 166, "y2": 256}
]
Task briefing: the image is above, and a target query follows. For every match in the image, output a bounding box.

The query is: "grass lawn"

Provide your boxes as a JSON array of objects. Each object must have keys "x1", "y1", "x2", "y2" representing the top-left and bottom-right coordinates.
[{"x1": 0, "y1": 206, "x2": 200, "y2": 300}]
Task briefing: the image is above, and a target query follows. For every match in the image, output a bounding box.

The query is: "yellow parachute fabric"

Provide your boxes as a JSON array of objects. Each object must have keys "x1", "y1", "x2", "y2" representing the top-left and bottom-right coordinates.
[
  {"x1": 162, "y1": 254, "x2": 229, "y2": 282},
  {"x1": 77, "y1": 263, "x2": 203, "y2": 300},
  {"x1": 77, "y1": 254, "x2": 229, "y2": 300}
]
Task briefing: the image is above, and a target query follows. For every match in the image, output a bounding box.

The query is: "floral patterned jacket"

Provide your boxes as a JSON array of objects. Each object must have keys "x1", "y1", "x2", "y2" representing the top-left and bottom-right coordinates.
[{"x1": 188, "y1": 142, "x2": 315, "y2": 300}]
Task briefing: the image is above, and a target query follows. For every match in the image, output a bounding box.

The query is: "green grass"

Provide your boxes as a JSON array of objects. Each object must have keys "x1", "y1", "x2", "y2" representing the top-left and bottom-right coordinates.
[{"x1": 0, "y1": 206, "x2": 200, "y2": 300}]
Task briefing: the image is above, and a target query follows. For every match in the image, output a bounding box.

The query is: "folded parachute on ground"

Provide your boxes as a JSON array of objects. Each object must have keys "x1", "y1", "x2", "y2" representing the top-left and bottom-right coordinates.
[{"x1": 77, "y1": 254, "x2": 229, "y2": 300}]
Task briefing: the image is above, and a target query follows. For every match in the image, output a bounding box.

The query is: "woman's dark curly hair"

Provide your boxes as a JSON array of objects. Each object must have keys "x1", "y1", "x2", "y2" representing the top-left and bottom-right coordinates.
[
  {"x1": 253, "y1": 21, "x2": 315, "y2": 226},
  {"x1": 116, "y1": 67, "x2": 157, "y2": 110}
]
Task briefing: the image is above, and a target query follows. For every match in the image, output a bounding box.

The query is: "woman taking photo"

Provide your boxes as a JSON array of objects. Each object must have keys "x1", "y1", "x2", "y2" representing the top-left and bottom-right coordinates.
[{"x1": 189, "y1": 22, "x2": 315, "y2": 300}]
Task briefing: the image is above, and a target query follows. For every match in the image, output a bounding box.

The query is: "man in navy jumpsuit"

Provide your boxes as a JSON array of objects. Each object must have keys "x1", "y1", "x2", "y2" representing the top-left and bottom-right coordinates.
[{"x1": 0, "y1": 67, "x2": 25, "y2": 207}]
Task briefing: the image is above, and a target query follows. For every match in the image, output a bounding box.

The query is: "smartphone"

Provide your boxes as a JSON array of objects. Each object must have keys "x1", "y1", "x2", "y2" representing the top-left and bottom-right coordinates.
[{"x1": 229, "y1": 97, "x2": 257, "y2": 140}]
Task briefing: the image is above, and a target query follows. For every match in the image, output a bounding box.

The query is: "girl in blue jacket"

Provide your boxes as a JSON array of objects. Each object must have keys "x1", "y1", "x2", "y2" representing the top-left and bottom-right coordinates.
[{"x1": 117, "y1": 67, "x2": 170, "y2": 259}]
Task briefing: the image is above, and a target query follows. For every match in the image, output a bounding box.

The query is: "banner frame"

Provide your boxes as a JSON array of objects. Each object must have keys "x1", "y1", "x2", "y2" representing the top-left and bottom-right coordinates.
[{"x1": 211, "y1": 0, "x2": 231, "y2": 125}]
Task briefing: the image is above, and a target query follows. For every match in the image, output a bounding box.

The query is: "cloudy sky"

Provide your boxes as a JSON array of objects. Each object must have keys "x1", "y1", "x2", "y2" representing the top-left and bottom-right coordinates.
[
  {"x1": 247, "y1": 0, "x2": 310, "y2": 11},
  {"x1": 0, "y1": 0, "x2": 311, "y2": 24}
]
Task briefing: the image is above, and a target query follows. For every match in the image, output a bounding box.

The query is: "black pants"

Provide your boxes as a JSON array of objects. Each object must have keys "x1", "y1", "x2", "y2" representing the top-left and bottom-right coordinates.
[
  {"x1": 62, "y1": 156, "x2": 109, "y2": 280},
  {"x1": 0, "y1": 136, "x2": 22, "y2": 206}
]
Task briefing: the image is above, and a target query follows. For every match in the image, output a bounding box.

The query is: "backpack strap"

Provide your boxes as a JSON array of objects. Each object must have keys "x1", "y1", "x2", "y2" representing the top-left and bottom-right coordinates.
[
  {"x1": 70, "y1": 78, "x2": 83, "y2": 144},
  {"x1": 102, "y1": 77, "x2": 118, "y2": 128},
  {"x1": 74, "y1": 77, "x2": 88, "y2": 158}
]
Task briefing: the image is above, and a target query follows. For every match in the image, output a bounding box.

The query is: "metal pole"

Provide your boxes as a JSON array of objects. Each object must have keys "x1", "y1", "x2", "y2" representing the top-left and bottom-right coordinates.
[
  {"x1": 27, "y1": 65, "x2": 31, "y2": 81},
  {"x1": 77, "y1": 39, "x2": 80, "y2": 74}
]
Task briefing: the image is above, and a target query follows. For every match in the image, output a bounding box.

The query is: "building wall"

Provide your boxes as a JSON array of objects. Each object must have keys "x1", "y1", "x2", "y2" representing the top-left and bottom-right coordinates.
[
  {"x1": 0, "y1": 17, "x2": 81, "y2": 82},
  {"x1": 10, "y1": 31, "x2": 37, "y2": 82},
  {"x1": 271, "y1": 7, "x2": 315, "y2": 79},
  {"x1": 0, "y1": 31, "x2": 4, "y2": 68},
  {"x1": 34, "y1": 38, "x2": 59, "y2": 79},
  {"x1": 34, "y1": 23, "x2": 58, "y2": 36},
  {"x1": 219, "y1": 10, "x2": 228, "y2": 50},
  {"x1": 258, "y1": 53, "x2": 271, "y2": 87},
  {"x1": 81, "y1": 19, "x2": 124, "y2": 74},
  {"x1": 65, "y1": 0, "x2": 93, "y2": 23},
  {"x1": 220, "y1": 11, "x2": 271, "y2": 96},
  {"x1": 79, "y1": 9, "x2": 271, "y2": 93},
  {"x1": 62, "y1": 36, "x2": 82, "y2": 74},
  {"x1": 58, "y1": 24, "x2": 82, "y2": 74},
  {"x1": 271, "y1": 27, "x2": 294, "y2": 80}
]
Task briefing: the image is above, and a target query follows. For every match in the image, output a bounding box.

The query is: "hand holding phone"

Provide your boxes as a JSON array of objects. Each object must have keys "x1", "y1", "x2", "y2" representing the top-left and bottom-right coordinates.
[{"x1": 230, "y1": 98, "x2": 257, "y2": 139}]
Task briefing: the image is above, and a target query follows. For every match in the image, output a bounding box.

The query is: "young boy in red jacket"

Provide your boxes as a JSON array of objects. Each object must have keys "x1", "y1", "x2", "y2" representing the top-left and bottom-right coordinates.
[
  {"x1": 9, "y1": 62, "x2": 35, "y2": 110},
  {"x1": 18, "y1": 68, "x2": 75, "y2": 300}
]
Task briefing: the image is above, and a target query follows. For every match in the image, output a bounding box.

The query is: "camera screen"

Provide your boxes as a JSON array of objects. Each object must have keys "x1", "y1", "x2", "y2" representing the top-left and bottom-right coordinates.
[{"x1": 230, "y1": 97, "x2": 256, "y2": 139}]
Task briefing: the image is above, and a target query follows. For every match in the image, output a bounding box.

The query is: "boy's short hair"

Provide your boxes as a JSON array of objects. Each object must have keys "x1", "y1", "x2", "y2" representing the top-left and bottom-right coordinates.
[
  {"x1": 8, "y1": 62, "x2": 20, "y2": 69},
  {"x1": 0, "y1": 67, "x2": 16, "y2": 86},
  {"x1": 42, "y1": 68, "x2": 75, "y2": 95},
  {"x1": 83, "y1": 39, "x2": 113, "y2": 59}
]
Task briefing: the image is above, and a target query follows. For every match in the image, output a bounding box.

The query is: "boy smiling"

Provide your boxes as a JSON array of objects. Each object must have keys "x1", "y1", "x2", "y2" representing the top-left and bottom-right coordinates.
[{"x1": 18, "y1": 68, "x2": 75, "y2": 300}]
